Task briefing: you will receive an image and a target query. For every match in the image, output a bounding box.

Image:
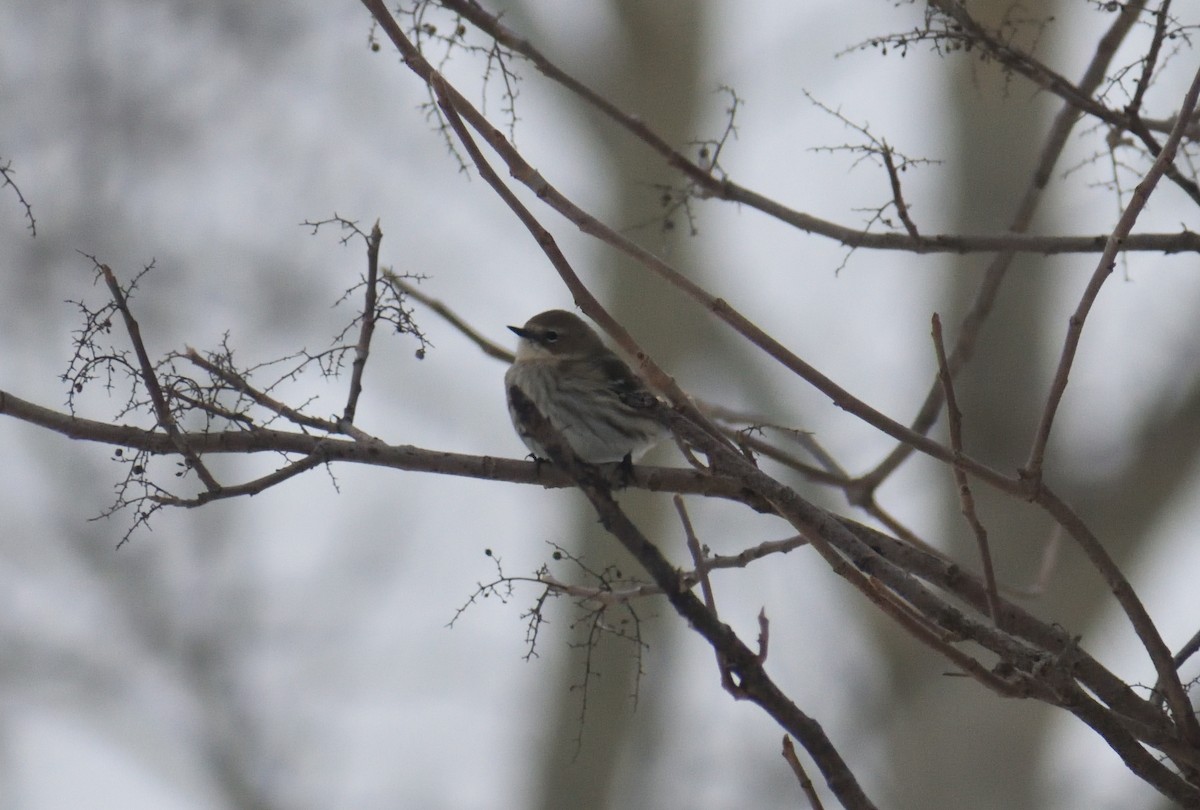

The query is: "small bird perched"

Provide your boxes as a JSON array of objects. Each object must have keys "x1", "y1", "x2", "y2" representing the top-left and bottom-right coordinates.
[{"x1": 505, "y1": 309, "x2": 666, "y2": 464}]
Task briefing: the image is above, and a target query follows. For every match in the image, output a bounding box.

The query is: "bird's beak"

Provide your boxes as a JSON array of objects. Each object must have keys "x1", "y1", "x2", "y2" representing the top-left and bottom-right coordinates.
[{"x1": 508, "y1": 325, "x2": 531, "y2": 339}]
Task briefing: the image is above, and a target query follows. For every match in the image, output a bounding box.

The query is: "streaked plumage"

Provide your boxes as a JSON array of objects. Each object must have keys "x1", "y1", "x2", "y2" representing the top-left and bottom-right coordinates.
[{"x1": 505, "y1": 310, "x2": 665, "y2": 463}]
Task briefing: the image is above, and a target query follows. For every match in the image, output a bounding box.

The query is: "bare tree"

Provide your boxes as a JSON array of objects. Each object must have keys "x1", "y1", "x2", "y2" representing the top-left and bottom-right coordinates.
[{"x1": 3, "y1": 1, "x2": 1200, "y2": 807}]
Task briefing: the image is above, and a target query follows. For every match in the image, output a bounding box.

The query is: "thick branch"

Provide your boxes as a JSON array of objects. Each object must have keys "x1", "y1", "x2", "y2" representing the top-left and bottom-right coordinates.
[
  {"x1": 371, "y1": 5, "x2": 1030, "y2": 493},
  {"x1": 508, "y1": 386, "x2": 878, "y2": 810},
  {"x1": 0, "y1": 388, "x2": 766, "y2": 506}
]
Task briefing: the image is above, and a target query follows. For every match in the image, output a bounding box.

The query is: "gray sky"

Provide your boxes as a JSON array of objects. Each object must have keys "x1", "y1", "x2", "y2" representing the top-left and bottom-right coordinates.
[{"x1": 2, "y1": 2, "x2": 1199, "y2": 808}]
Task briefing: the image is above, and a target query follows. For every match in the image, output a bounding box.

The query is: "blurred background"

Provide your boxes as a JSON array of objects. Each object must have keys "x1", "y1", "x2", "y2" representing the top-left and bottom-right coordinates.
[{"x1": 1, "y1": 1, "x2": 1199, "y2": 808}]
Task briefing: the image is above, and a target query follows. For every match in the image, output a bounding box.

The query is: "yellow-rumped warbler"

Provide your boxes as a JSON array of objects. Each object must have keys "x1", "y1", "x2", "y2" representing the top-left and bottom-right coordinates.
[{"x1": 505, "y1": 310, "x2": 666, "y2": 463}]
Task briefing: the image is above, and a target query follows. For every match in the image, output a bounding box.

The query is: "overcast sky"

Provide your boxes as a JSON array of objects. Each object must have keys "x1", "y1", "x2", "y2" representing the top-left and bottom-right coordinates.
[{"x1": 2, "y1": 2, "x2": 1199, "y2": 808}]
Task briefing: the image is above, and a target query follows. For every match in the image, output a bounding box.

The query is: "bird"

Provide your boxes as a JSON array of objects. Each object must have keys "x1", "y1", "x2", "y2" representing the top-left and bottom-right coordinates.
[{"x1": 505, "y1": 309, "x2": 666, "y2": 464}]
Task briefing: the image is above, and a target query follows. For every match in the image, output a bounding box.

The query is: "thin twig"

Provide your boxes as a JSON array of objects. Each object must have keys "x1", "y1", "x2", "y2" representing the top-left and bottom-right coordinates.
[
  {"x1": 881, "y1": 143, "x2": 919, "y2": 238},
  {"x1": 97, "y1": 263, "x2": 220, "y2": 492},
  {"x1": 184, "y1": 348, "x2": 338, "y2": 433},
  {"x1": 1127, "y1": 0, "x2": 1171, "y2": 117},
  {"x1": 926, "y1": 0, "x2": 1200, "y2": 205},
  {"x1": 536, "y1": 531, "x2": 813, "y2": 606},
  {"x1": 153, "y1": 454, "x2": 327, "y2": 507},
  {"x1": 859, "y1": 0, "x2": 1150, "y2": 495},
  {"x1": 782, "y1": 736, "x2": 827, "y2": 810},
  {"x1": 676, "y1": 496, "x2": 717, "y2": 613},
  {"x1": 1173, "y1": 627, "x2": 1200, "y2": 672},
  {"x1": 391, "y1": 274, "x2": 515, "y2": 362},
  {"x1": 675, "y1": 494, "x2": 742, "y2": 697},
  {"x1": 0, "y1": 159, "x2": 36, "y2": 236},
  {"x1": 1026, "y1": 60, "x2": 1200, "y2": 483},
  {"x1": 343, "y1": 220, "x2": 383, "y2": 425},
  {"x1": 1150, "y1": 624, "x2": 1200, "y2": 710},
  {"x1": 701, "y1": 534, "x2": 810, "y2": 573},
  {"x1": 433, "y1": 0, "x2": 1199, "y2": 255},
  {"x1": 932, "y1": 313, "x2": 1001, "y2": 626}
]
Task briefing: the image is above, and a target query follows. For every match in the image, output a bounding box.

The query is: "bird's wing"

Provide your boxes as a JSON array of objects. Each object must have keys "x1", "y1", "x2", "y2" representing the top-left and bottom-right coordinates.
[{"x1": 599, "y1": 355, "x2": 658, "y2": 409}]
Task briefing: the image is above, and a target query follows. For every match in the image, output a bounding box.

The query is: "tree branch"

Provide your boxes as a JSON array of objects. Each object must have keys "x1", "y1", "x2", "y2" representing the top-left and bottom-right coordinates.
[
  {"x1": 1026, "y1": 60, "x2": 1200, "y2": 484},
  {"x1": 507, "y1": 384, "x2": 879, "y2": 810},
  {"x1": 437, "y1": 0, "x2": 1199, "y2": 253},
  {"x1": 343, "y1": 219, "x2": 383, "y2": 425},
  {"x1": 932, "y1": 314, "x2": 1001, "y2": 626},
  {"x1": 96, "y1": 261, "x2": 221, "y2": 492},
  {"x1": 858, "y1": 0, "x2": 1151, "y2": 494},
  {"x1": 925, "y1": 0, "x2": 1200, "y2": 205},
  {"x1": 0, "y1": 387, "x2": 765, "y2": 507}
]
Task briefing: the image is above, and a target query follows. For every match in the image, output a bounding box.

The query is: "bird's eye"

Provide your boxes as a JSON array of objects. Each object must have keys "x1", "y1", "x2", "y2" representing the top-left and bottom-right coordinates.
[{"x1": 544, "y1": 330, "x2": 559, "y2": 343}]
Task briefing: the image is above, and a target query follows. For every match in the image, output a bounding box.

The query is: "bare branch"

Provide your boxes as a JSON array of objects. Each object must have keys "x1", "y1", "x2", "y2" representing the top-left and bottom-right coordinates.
[
  {"x1": 804, "y1": 90, "x2": 935, "y2": 241},
  {"x1": 391, "y1": 274, "x2": 515, "y2": 362},
  {"x1": 154, "y1": 454, "x2": 327, "y2": 507},
  {"x1": 182, "y1": 348, "x2": 338, "y2": 433},
  {"x1": 1127, "y1": 0, "x2": 1173, "y2": 117},
  {"x1": 505, "y1": 383, "x2": 879, "y2": 809},
  {"x1": 859, "y1": 0, "x2": 1152, "y2": 495},
  {"x1": 94, "y1": 260, "x2": 221, "y2": 493},
  {"x1": 429, "y1": 0, "x2": 1199, "y2": 255},
  {"x1": 0, "y1": 386, "x2": 767, "y2": 507},
  {"x1": 343, "y1": 220, "x2": 383, "y2": 425},
  {"x1": 675, "y1": 495, "x2": 743, "y2": 698},
  {"x1": 1150, "y1": 624, "x2": 1200, "y2": 710},
  {"x1": 881, "y1": 144, "x2": 920, "y2": 239},
  {"x1": 932, "y1": 314, "x2": 1001, "y2": 626},
  {"x1": 923, "y1": 0, "x2": 1200, "y2": 205},
  {"x1": 782, "y1": 735, "x2": 827, "y2": 810},
  {"x1": 1027, "y1": 61, "x2": 1200, "y2": 483},
  {"x1": 0, "y1": 158, "x2": 36, "y2": 236},
  {"x1": 1036, "y1": 488, "x2": 1200, "y2": 748}
]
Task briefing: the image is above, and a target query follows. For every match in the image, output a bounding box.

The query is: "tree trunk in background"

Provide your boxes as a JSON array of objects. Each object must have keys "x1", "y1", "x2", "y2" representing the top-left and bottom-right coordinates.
[
  {"x1": 878, "y1": 2, "x2": 1064, "y2": 807},
  {"x1": 532, "y1": 3, "x2": 710, "y2": 808},
  {"x1": 869, "y1": 2, "x2": 1200, "y2": 807}
]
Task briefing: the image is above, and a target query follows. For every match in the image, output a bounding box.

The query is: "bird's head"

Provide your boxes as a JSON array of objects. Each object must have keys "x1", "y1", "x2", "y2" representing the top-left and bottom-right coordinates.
[{"x1": 508, "y1": 309, "x2": 606, "y2": 361}]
